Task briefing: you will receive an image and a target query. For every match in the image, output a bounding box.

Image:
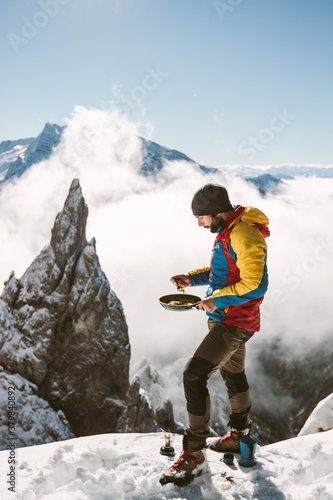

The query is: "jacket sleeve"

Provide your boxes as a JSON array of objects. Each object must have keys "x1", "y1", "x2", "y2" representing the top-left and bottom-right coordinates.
[
  {"x1": 212, "y1": 223, "x2": 268, "y2": 308},
  {"x1": 188, "y1": 267, "x2": 210, "y2": 286}
]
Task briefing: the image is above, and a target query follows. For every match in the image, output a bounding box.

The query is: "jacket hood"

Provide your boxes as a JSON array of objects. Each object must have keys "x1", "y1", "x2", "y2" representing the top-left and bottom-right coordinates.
[{"x1": 226, "y1": 205, "x2": 270, "y2": 238}]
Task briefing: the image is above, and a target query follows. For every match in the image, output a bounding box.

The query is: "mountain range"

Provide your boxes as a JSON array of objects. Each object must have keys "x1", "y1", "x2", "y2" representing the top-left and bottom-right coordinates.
[
  {"x1": 1, "y1": 123, "x2": 332, "y2": 193},
  {"x1": 0, "y1": 123, "x2": 210, "y2": 187}
]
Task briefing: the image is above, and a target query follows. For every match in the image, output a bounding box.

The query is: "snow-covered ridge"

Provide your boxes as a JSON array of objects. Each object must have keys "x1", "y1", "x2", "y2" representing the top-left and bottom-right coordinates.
[
  {"x1": 0, "y1": 123, "x2": 64, "y2": 184},
  {"x1": 141, "y1": 137, "x2": 214, "y2": 175},
  {"x1": 0, "y1": 137, "x2": 33, "y2": 156},
  {"x1": 24, "y1": 122, "x2": 64, "y2": 167},
  {"x1": 299, "y1": 393, "x2": 333, "y2": 437},
  {"x1": 0, "y1": 428, "x2": 332, "y2": 499},
  {"x1": 0, "y1": 123, "x2": 210, "y2": 187},
  {"x1": 1, "y1": 122, "x2": 332, "y2": 192},
  {"x1": 245, "y1": 173, "x2": 286, "y2": 195}
]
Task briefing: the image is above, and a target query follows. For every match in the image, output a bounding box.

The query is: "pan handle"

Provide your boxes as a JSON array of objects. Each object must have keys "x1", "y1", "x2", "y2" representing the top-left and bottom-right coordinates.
[{"x1": 192, "y1": 304, "x2": 200, "y2": 310}]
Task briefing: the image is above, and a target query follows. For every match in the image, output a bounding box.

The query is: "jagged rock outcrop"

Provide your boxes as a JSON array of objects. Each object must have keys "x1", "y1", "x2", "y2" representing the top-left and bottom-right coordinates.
[
  {"x1": 156, "y1": 399, "x2": 185, "y2": 434},
  {"x1": 0, "y1": 367, "x2": 74, "y2": 450},
  {"x1": 118, "y1": 376, "x2": 158, "y2": 433},
  {"x1": 0, "y1": 179, "x2": 156, "y2": 439}
]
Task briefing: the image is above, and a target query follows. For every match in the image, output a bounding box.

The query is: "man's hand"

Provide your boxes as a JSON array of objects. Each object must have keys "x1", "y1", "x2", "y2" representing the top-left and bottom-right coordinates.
[
  {"x1": 198, "y1": 297, "x2": 218, "y2": 313},
  {"x1": 170, "y1": 274, "x2": 192, "y2": 289}
]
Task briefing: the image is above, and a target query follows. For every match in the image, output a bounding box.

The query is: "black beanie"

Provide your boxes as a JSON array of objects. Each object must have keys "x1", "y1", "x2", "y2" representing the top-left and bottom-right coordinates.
[{"x1": 191, "y1": 184, "x2": 233, "y2": 216}]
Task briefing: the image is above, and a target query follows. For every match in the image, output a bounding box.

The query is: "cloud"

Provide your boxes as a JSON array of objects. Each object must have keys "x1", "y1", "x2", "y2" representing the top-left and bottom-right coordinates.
[{"x1": 0, "y1": 107, "x2": 332, "y2": 372}]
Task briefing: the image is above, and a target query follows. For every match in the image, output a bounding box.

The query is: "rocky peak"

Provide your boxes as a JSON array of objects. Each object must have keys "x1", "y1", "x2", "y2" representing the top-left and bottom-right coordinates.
[
  {"x1": 50, "y1": 178, "x2": 88, "y2": 272},
  {"x1": 0, "y1": 179, "x2": 156, "y2": 439}
]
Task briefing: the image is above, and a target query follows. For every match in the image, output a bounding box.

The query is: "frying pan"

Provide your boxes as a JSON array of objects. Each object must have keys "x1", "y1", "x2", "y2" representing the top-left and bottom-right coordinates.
[{"x1": 159, "y1": 293, "x2": 202, "y2": 311}]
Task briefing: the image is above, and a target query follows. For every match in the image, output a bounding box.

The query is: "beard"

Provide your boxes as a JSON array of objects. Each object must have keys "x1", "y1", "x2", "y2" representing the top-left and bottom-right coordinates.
[{"x1": 209, "y1": 215, "x2": 226, "y2": 233}]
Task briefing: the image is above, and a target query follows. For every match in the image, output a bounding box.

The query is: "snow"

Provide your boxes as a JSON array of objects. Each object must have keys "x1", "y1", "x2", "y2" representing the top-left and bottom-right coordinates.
[
  {"x1": 0, "y1": 369, "x2": 74, "y2": 452},
  {"x1": 0, "y1": 141, "x2": 32, "y2": 171},
  {"x1": 299, "y1": 393, "x2": 333, "y2": 436},
  {"x1": 1, "y1": 429, "x2": 332, "y2": 499},
  {"x1": 0, "y1": 124, "x2": 63, "y2": 185}
]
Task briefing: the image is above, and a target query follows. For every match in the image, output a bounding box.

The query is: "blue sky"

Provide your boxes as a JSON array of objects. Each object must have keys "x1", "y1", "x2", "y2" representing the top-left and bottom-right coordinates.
[{"x1": 0, "y1": 0, "x2": 332, "y2": 166}]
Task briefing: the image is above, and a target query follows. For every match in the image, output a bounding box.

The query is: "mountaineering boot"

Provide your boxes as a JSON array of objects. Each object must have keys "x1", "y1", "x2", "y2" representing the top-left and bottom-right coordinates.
[
  {"x1": 209, "y1": 431, "x2": 241, "y2": 452},
  {"x1": 159, "y1": 449, "x2": 206, "y2": 487},
  {"x1": 209, "y1": 420, "x2": 252, "y2": 453}
]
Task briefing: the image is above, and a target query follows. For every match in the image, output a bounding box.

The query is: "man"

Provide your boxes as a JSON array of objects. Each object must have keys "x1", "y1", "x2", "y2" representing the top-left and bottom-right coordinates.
[{"x1": 160, "y1": 183, "x2": 269, "y2": 487}]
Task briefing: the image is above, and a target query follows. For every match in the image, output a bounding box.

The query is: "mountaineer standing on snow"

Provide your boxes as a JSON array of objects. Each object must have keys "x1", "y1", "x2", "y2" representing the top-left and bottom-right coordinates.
[{"x1": 160, "y1": 183, "x2": 270, "y2": 487}]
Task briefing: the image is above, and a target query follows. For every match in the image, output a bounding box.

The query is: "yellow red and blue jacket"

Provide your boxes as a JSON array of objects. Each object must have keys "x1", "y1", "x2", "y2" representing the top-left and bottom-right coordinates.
[{"x1": 188, "y1": 205, "x2": 269, "y2": 331}]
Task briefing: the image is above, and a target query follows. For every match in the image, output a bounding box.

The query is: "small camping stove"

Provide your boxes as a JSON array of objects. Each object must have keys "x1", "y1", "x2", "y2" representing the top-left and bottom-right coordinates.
[{"x1": 160, "y1": 433, "x2": 175, "y2": 456}]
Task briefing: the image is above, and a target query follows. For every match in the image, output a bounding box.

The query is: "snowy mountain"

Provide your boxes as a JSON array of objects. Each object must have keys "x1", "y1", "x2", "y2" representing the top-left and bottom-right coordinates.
[
  {"x1": 3, "y1": 122, "x2": 329, "y2": 195},
  {"x1": 24, "y1": 123, "x2": 64, "y2": 167},
  {"x1": 221, "y1": 164, "x2": 333, "y2": 180},
  {"x1": 141, "y1": 138, "x2": 213, "y2": 175},
  {"x1": 0, "y1": 123, "x2": 212, "y2": 188},
  {"x1": 0, "y1": 123, "x2": 64, "y2": 184},
  {"x1": 0, "y1": 427, "x2": 332, "y2": 499},
  {"x1": 245, "y1": 173, "x2": 286, "y2": 195},
  {"x1": 0, "y1": 137, "x2": 33, "y2": 156},
  {"x1": 0, "y1": 138, "x2": 32, "y2": 182}
]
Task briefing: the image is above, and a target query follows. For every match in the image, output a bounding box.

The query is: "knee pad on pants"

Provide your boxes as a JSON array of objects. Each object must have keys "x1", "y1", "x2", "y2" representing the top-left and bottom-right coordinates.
[
  {"x1": 220, "y1": 369, "x2": 249, "y2": 399},
  {"x1": 183, "y1": 357, "x2": 215, "y2": 415}
]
